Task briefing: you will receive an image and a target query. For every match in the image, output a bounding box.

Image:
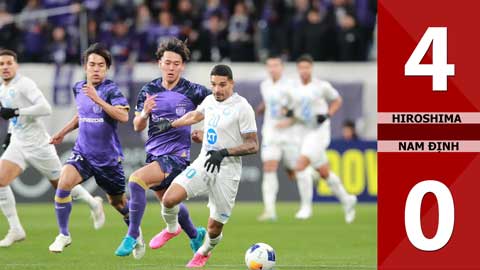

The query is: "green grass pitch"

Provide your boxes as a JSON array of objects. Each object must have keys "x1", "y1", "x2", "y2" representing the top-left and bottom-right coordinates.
[{"x1": 0, "y1": 202, "x2": 376, "y2": 270}]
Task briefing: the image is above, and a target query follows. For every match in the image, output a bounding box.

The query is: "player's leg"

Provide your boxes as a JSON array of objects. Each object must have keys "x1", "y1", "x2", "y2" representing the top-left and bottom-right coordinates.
[
  {"x1": 49, "y1": 164, "x2": 85, "y2": 253},
  {"x1": 259, "y1": 139, "x2": 281, "y2": 221},
  {"x1": 187, "y1": 175, "x2": 239, "y2": 267},
  {"x1": 28, "y1": 145, "x2": 105, "y2": 230},
  {"x1": 150, "y1": 155, "x2": 205, "y2": 252},
  {"x1": 152, "y1": 187, "x2": 206, "y2": 252},
  {"x1": 295, "y1": 155, "x2": 314, "y2": 219},
  {"x1": 317, "y1": 163, "x2": 357, "y2": 224},
  {"x1": 0, "y1": 147, "x2": 27, "y2": 247},
  {"x1": 154, "y1": 162, "x2": 209, "y2": 252}
]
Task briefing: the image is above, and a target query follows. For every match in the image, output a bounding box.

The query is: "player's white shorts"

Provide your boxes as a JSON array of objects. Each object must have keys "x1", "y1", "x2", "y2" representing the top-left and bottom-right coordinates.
[
  {"x1": 1, "y1": 139, "x2": 62, "y2": 180},
  {"x1": 300, "y1": 126, "x2": 331, "y2": 169},
  {"x1": 172, "y1": 156, "x2": 241, "y2": 224},
  {"x1": 261, "y1": 126, "x2": 301, "y2": 169}
]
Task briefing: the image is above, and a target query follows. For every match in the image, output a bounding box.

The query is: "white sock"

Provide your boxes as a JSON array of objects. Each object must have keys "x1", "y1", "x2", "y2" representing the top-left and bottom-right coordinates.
[
  {"x1": 295, "y1": 170, "x2": 313, "y2": 210},
  {"x1": 71, "y1": 185, "x2": 98, "y2": 210},
  {"x1": 198, "y1": 233, "x2": 223, "y2": 255},
  {"x1": 261, "y1": 172, "x2": 278, "y2": 216},
  {"x1": 327, "y1": 172, "x2": 349, "y2": 205},
  {"x1": 0, "y1": 186, "x2": 23, "y2": 231},
  {"x1": 161, "y1": 204, "x2": 179, "y2": 233}
]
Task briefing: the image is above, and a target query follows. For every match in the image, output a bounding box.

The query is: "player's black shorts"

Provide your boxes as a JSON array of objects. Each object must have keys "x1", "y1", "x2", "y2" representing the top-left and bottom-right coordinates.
[{"x1": 147, "y1": 154, "x2": 189, "y2": 191}]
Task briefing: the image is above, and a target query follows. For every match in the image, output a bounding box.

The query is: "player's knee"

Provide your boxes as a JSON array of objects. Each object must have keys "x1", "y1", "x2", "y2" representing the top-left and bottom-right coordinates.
[
  {"x1": 318, "y1": 165, "x2": 330, "y2": 179},
  {"x1": 162, "y1": 195, "x2": 178, "y2": 208},
  {"x1": 263, "y1": 161, "x2": 278, "y2": 172}
]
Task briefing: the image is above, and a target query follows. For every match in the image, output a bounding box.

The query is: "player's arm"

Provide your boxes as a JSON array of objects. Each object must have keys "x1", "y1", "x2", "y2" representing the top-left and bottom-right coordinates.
[
  {"x1": 317, "y1": 96, "x2": 343, "y2": 124},
  {"x1": 226, "y1": 132, "x2": 259, "y2": 156},
  {"x1": 0, "y1": 80, "x2": 52, "y2": 120},
  {"x1": 133, "y1": 93, "x2": 156, "y2": 132},
  {"x1": 203, "y1": 132, "x2": 259, "y2": 173},
  {"x1": 256, "y1": 101, "x2": 265, "y2": 115},
  {"x1": 50, "y1": 114, "x2": 79, "y2": 144},
  {"x1": 82, "y1": 84, "x2": 129, "y2": 123},
  {"x1": 172, "y1": 111, "x2": 205, "y2": 128}
]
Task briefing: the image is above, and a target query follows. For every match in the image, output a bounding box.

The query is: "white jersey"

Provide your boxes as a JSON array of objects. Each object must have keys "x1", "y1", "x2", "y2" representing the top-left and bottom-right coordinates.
[
  {"x1": 260, "y1": 77, "x2": 293, "y2": 130},
  {"x1": 292, "y1": 78, "x2": 339, "y2": 132},
  {"x1": 196, "y1": 93, "x2": 257, "y2": 176},
  {"x1": 0, "y1": 74, "x2": 52, "y2": 146}
]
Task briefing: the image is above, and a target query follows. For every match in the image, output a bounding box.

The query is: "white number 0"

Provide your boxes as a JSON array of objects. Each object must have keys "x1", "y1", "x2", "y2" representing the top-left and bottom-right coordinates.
[
  {"x1": 404, "y1": 27, "x2": 455, "y2": 91},
  {"x1": 405, "y1": 180, "x2": 455, "y2": 251}
]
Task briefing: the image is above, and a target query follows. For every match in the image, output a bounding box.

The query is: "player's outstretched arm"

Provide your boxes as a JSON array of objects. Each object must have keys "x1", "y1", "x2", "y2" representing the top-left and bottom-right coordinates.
[
  {"x1": 226, "y1": 132, "x2": 259, "y2": 156},
  {"x1": 172, "y1": 111, "x2": 205, "y2": 128},
  {"x1": 50, "y1": 114, "x2": 79, "y2": 145}
]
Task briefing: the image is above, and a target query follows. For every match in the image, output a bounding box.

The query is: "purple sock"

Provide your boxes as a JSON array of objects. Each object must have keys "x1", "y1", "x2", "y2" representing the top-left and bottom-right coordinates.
[
  {"x1": 54, "y1": 189, "x2": 72, "y2": 236},
  {"x1": 118, "y1": 200, "x2": 130, "y2": 226},
  {"x1": 127, "y1": 182, "x2": 146, "y2": 239},
  {"x1": 178, "y1": 203, "x2": 197, "y2": 239}
]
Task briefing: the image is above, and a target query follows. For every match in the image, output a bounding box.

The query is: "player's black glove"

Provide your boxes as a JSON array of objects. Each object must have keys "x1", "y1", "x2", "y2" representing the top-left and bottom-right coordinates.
[
  {"x1": 0, "y1": 107, "x2": 19, "y2": 120},
  {"x1": 2, "y1": 133, "x2": 11, "y2": 150},
  {"x1": 151, "y1": 118, "x2": 172, "y2": 135},
  {"x1": 316, "y1": 114, "x2": 330, "y2": 124},
  {"x1": 204, "y1": 149, "x2": 229, "y2": 173}
]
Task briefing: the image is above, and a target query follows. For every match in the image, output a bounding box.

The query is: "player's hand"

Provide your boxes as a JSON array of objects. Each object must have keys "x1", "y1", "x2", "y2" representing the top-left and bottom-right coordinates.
[
  {"x1": 49, "y1": 133, "x2": 64, "y2": 145},
  {"x1": 143, "y1": 93, "x2": 156, "y2": 114},
  {"x1": 2, "y1": 133, "x2": 11, "y2": 150},
  {"x1": 0, "y1": 107, "x2": 19, "y2": 120},
  {"x1": 191, "y1": 130, "x2": 203, "y2": 143},
  {"x1": 316, "y1": 114, "x2": 330, "y2": 124},
  {"x1": 82, "y1": 84, "x2": 101, "y2": 104},
  {"x1": 204, "y1": 149, "x2": 229, "y2": 173},
  {"x1": 151, "y1": 118, "x2": 173, "y2": 135}
]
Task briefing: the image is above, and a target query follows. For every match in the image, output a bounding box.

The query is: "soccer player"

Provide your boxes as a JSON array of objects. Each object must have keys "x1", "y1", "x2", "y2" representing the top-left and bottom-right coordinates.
[
  {"x1": 256, "y1": 55, "x2": 308, "y2": 221},
  {"x1": 150, "y1": 64, "x2": 258, "y2": 267},
  {"x1": 114, "y1": 38, "x2": 211, "y2": 257},
  {"x1": 292, "y1": 54, "x2": 357, "y2": 222},
  {"x1": 0, "y1": 49, "x2": 104, "y2": 248},
  {"x1": 47, "y1": 43, "x2": 133, "y2": 253}
]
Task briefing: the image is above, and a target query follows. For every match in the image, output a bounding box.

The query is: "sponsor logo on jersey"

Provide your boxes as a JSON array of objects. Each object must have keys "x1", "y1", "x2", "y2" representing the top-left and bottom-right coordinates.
[{"x1": 206, "y1": 128, "x2": 217, "y2": 144}]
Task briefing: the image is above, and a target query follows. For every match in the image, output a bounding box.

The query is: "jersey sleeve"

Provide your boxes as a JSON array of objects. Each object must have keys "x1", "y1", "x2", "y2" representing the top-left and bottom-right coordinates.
[
  {"x1": 238, "y1": 100, "x2": 257, "y2": 134},
  {"x1": 109, "y1": 85, "x2": 130, "y2": 110},
  {"x1": 134, "y1": 85, "x2": 148, "y2": 114},
  {"x1": 17, "y1": 78, "x2": 52, "y2": 116},
  {"x1": 320, "y1": 81, "x2": 340, "y2": 102}
]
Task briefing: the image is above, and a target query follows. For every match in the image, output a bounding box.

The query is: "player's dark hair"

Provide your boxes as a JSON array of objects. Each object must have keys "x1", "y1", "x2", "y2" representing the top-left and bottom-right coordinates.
[
  {"x1": 296, "y1": 54, "x2": 314, "y2": 64},
  {"x1": 82, "y1": 43, "x2": 112, "y2": 68},
  {"x1": 155, "y1": 37, "x2": 191, "y2": 62},
  {"x1": 265, "y1": 53, "x2": 284, "y2": 64},
  {"x1": 210, "y1": 64, "x2": 233, "y2": 80},
  {"x1": 0, "y1": 49, "x2": 18, "y2": 62}
]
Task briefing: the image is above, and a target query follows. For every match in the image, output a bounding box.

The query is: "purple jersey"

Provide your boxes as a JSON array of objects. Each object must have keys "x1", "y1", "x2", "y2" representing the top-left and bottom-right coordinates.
[
  {"x1": 135, "y1": 78, "x2": 211, "y2": 159},
  {"x1": 72, "y1": 79, "x2": 129, "y2": 166}
]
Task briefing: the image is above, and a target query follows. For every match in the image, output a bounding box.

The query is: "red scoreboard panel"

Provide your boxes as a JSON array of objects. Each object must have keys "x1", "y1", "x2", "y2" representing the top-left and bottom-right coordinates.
[{"x1": 379, "y1": 0, "x2": 480, "y2": 269}]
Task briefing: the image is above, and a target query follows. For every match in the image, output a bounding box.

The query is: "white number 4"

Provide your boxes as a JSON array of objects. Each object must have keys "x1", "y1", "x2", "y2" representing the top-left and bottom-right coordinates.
[{"x1": 404, "y1": 27, "x2": 455, "y2": 91}]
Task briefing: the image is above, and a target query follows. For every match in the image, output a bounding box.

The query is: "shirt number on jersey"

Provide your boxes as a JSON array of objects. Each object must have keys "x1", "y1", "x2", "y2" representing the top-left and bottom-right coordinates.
[{"x1": 208, "y1": 113, "x2": 221, "y2": 127}]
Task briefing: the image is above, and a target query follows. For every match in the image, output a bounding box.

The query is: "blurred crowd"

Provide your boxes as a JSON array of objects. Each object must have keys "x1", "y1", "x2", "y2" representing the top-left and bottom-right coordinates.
[{"x1": 0, "y1": 0, "x2": 377, "y2": 64}]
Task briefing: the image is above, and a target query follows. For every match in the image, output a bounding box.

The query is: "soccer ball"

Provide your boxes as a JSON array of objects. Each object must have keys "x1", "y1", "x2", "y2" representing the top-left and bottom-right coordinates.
[{"x1": 245, "y1": 243, "x2": 276, "y2": 270}]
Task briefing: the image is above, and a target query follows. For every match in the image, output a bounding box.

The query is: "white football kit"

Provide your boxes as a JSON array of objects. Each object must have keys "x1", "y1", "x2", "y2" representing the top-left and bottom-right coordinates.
[
  {"x1": 259, "y1": 77, "x2": 300, "y2": 169},
  {"x1": 173, "y1": 93, "x2": 257, "y2": 224},
  {"x1": 293, "y1": 78, "x2": 340, "y2": 168},
  {"x1": 0, "y1": 74, "x2": 61, "y2": 180}
]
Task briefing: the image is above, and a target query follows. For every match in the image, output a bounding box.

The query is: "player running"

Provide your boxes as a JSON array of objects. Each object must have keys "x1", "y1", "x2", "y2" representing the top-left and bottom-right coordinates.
[
  {"x1": 47, "y1": 43, "x2": 133, "y2": 253},
  {"x1": 0, "y1": 49, "x2": 104, "y2": 248},
  {"x1": 114, "y1": 38, "x2": 210, "y2": 257},
  {"x1": 292, "y1": 54, "x2": 357, "y2": 222},
  {"x1": 149, "y1": 64, "x2": 258, "y2": 268}
]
